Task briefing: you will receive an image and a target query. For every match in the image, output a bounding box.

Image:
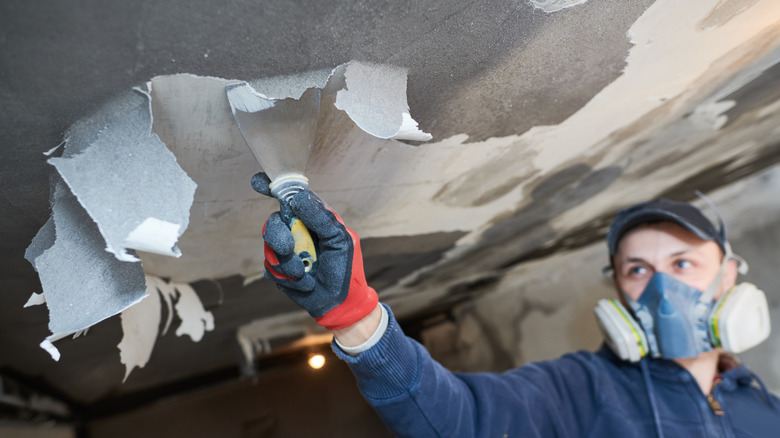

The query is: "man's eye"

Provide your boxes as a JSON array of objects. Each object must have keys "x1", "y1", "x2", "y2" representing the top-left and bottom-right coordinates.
[
  {"x1": 675, "y1": 260, "x2": 692, "y2": 269},
  {"x1": 628, "y1": 266, "x2": 648, "y2": 276}
]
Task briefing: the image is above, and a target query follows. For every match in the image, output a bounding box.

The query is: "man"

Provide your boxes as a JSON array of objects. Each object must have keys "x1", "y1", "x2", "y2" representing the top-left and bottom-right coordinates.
[{"x1": 254, "y1": 172, "x2": 779, "y2": 437}]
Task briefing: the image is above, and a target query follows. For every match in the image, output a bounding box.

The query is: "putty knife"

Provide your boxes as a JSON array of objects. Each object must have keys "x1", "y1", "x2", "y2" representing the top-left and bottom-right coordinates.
[{"x1": 226, "y1": 82, "x2": 320, "y2": 272}]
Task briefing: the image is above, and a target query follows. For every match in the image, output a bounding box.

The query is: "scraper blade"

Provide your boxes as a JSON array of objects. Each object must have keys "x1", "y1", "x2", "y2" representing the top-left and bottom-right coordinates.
[{"x1": 225, "y1": 83, "x2": 320, "y2": 181}]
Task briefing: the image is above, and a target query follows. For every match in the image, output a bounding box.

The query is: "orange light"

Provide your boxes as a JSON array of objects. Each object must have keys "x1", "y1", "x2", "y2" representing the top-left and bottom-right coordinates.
[{"x1": 308, "y1": 353, "x2": 326, "y2": 369}]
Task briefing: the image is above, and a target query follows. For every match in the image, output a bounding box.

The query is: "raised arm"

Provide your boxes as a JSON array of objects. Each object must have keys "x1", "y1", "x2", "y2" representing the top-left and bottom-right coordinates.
[{"x1": 253, "y1": 172, "x2": 598, "y2": 437}]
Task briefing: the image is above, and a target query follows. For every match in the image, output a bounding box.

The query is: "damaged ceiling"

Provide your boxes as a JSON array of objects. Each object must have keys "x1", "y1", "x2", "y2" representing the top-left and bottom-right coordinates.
[{"x1": 2, "y1": 0, "x2": 780, "y2": 423}]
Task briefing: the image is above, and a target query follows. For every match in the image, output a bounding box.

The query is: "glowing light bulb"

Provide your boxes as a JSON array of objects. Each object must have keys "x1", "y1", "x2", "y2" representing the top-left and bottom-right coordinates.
[{"x1": 308, "y1": 353, "x2": 326, "y2": 369}]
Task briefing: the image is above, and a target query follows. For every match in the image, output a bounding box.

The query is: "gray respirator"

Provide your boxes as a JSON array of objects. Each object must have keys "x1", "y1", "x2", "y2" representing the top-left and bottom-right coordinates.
[{"x1": 595, "y1": 251, "x2": 770, "y2": 362}]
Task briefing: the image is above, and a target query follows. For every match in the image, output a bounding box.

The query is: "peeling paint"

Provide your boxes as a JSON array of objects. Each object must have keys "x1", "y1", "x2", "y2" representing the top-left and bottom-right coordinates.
[
  {"x1": 141, "y1": 63, "x2": 433, "y2": 282},
  {"x1": 30, "y1": 179, "x2": 147, "y2": 361},
  {"x1": 334, "y1": 63, "x2": 431, "y2": 141},
  {"x1": 5, "y1": 0, "x2": 780, "y2": 404},
  {"x1": 23, "y1": 292, "x2": 46, "y2": 308},
  {"x1": 529, "y1": 0, "x2": 589, "y2": 14},
  {"x1": 48, "y1": 87, "x2": 196, "y2": 262}
]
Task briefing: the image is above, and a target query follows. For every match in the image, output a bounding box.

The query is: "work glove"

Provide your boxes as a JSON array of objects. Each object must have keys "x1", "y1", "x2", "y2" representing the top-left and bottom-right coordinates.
[{"x1": 252, "y1": 173, "x2": 379, "y2": 331}]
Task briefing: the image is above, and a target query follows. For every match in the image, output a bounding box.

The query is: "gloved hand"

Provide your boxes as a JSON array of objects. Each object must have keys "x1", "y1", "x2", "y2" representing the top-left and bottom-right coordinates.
[{"x1": 253, "y1": 173, "x2": 379, "y2": 331}]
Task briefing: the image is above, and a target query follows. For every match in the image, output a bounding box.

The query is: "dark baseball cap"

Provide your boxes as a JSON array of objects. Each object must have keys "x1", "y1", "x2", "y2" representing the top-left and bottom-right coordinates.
[{"x1": 606, "y1": 198, "x2": 727, "y2": 258}]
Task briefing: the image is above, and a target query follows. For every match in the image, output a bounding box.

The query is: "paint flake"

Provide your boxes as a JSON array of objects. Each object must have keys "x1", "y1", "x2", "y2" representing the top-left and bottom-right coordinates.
[
  {"x1": 118, "y1": 285, "x2": 160, "y2": 382},
  {"x1": 529, "y1": 0, "x2": 590, "y2": 14},
  {"x1": 48, "y1": 87, "x2": 196, "y2": 261},
  {"x1": 173, "y1": 282, "x2": 214, "y2": 342},
  {"x1": 31, "y1": 180, "x2": 148, "y2": 360},
  {"x1": 123, "y1": 217, "x2": 182, "y2": 256},
  {"x1": 335, "y1": 63, "x2": 432, "y2": 141},
  {"x1": 24, "y1": 293, "x2": 46, "y2": 308},
  {"x1": 24, "y1": 217, "x2": 55, "y2": 270}
]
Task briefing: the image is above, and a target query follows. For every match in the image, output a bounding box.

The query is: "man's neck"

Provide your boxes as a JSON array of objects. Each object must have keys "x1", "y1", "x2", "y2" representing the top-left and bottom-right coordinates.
[{"x1": 673, "y1": 350, "x2": 721, "y2": 394}]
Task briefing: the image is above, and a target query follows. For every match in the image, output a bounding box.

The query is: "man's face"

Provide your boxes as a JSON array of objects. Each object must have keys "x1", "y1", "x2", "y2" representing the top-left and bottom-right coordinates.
[{"x1": 613, "y1": 221, "x2": 736, "y2": 301}]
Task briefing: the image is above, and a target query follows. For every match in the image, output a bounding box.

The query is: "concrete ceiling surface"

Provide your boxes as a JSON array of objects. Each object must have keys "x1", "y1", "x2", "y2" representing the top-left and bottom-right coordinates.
[{"x1": 2, "y1": 0, "x2": 780, "y2": 416}]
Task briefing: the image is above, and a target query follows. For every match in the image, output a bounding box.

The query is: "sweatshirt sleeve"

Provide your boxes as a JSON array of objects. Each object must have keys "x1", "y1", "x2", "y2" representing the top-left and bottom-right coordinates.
[{"x1": 333, "y1": 304, "x2": 604, "y2": 438}]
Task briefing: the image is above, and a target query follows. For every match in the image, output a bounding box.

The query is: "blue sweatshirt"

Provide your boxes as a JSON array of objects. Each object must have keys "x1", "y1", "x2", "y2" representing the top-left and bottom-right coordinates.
[{"x1": 335, "y1": 305, "x2": 780, "y2": 437}]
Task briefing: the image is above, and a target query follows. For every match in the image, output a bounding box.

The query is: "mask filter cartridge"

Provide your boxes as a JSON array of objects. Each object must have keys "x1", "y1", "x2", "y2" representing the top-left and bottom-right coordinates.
[
  {"x1": 710, "y1": 282, "x2": 771, "y2": 353},
  {"x1": 595, "y1": 282, "x2": 771, "y2": 362}
]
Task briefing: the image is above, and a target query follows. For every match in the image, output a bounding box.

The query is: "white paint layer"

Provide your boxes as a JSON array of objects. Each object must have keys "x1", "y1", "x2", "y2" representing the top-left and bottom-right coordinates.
[
  {"x1": 529, "y1": 0, "x2": 589, "y2": 14},
  {"x1": 24, "y1": 292, "x2": 46, "y2": 307},
  {"x1": 334, "y1": 63, "x2": 432, "y2": 141},
  {"x1": 118, "y1": 291, "x2": 161, "y2": 382},
  {"x1": 118, "y1": 275, "x2": 215, "y2": 380},
  {"x1": 173, "y1": 283, "x2": 214, "y2": 342},
  {"x1": 124, "y1": 217, "x2": 182, "y2": 258}
]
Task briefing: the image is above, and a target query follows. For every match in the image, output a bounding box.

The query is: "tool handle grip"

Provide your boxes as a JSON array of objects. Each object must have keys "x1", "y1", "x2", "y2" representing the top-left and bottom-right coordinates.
[
  {"x1": 289, "y1": 217, "x2": 317, "y2": 273},
  {"x1": 279, "y1": 201, "x2": 317, "y2": 273}
]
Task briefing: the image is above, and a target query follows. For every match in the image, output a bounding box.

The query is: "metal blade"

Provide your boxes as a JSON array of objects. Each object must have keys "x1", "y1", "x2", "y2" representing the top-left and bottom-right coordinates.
[{"x1": 226, "y1": 83, "x2": 321, "y2": 181}]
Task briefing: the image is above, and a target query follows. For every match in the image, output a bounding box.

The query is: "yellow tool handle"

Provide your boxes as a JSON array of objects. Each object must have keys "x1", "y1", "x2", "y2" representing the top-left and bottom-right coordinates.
[{"x1": 290, "y1": 217, "x2": 317, "y2": 273}]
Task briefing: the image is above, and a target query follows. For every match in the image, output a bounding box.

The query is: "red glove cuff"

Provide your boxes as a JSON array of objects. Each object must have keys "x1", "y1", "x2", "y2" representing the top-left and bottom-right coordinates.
[
  {"x1": 315, "y1": 224, "x2": 378, "y2": 331},
  {"x1": 315, "y1": 283, "x2": 378, "y2": 331}
]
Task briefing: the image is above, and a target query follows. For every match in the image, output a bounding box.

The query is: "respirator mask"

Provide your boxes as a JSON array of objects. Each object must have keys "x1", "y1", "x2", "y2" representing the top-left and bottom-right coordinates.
[
  {"x1": 595, "y1": 256, "x2": 771, "y2": 362},
  {"x1": 594, "y1": 196, "x2": 772, "y2": 362}
]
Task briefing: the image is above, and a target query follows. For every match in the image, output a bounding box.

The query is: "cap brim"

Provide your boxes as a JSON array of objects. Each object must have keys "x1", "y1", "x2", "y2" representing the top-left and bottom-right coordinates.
[{"x1": 609, "y1": 208, "x2": 716, "y2": 256}]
